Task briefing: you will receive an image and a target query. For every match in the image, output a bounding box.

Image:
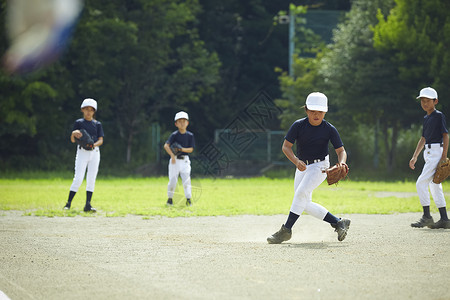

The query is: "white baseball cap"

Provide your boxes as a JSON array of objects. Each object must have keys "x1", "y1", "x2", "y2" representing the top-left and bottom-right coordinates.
[
  {"x1": 174, "y1": 111, "x2": 189, "y2": 121},
  {"x1": 416, "y1": 87, "x2": 438, "y2": 99},
  {"x1": 81, "y1": 98, "x2": 97, "y2": 111},
  {"x1": 305, "y1": 92, "x2": 328, "y2": 112}
]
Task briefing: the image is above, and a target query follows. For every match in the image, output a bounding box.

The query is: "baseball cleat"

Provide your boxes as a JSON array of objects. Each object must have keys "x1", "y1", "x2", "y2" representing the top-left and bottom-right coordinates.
[
  {"x1": 332, "y1": 218, "x2": 351, "y2": 241},
  {"x1": 267, "y1": 224, "x2": 292, "y2": 244},
  {"x1": 83, "y1": 205, "x2": 96, "y2": 213},
  {"x1": 411, "y1": 216, "x2": 434, "y2": 228},
  {"x1": 186, "y1": 199, "x2": 192, "y2": 206},
  {"x1": 166, "y1": 198, "x2": 173, "y2": 206},
  {"x1": 63, "y1": 203, "x2": 70, "y2": 210},
  {"x1": 428, "y1": 219, "x2": 450, "y2": 229}
]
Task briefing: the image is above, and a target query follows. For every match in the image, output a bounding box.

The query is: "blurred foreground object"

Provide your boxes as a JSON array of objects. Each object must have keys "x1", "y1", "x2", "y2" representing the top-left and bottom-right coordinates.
[{"x1": 3, "y1": 0, "x2": 83, "y2": 74}]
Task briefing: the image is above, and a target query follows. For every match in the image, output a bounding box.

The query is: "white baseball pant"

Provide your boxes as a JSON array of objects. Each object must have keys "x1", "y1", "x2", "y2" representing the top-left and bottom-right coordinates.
[
  {"x1": 167, "y1": 156, "x2": 192, "y2": 199},
  {"x1": 70, "y1": 147, "x2": 100, "y2": 193},
  {"x1": 290, "y1": 156, "x2": 330, "y2": 219},
  {"x1": 416, "y1": 143, "x2": 446, "y2": 208}
]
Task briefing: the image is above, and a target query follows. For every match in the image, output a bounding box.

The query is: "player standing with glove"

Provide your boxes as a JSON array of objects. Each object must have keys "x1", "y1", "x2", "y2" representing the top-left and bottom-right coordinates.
[
  {"x1": 64, "y1": 98, "x2": 104, "y2": 212},
  {"x1": 267, "y1": 92, "x2": 350, "y2": 244},
  {"x1": 163, "y1": 111, "x2": 195, "y2": 206},
  {"x1": 409, "y1": 87, "x2": 450, "y2": 229}
]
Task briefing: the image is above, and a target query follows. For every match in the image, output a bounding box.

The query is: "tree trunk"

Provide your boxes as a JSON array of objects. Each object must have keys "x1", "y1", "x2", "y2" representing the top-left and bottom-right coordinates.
[
  {"x1": 126, "y1": 132, "x2": 133, "y2": 164},
  {"x1": 388, "y1": 122, "x2": 399, "y2": 173},
  {"x1": 374, "y1": 118, "x2": 380, "y2": 169},
  {"x1": 382, "y1": 121, "x2": 399, "y2": 173}
]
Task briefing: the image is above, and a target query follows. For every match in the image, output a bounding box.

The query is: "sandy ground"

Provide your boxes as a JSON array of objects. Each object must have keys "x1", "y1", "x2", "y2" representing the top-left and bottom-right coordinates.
[{"x1": 0, "y1": 212, "x2": 449, "y2": 300}]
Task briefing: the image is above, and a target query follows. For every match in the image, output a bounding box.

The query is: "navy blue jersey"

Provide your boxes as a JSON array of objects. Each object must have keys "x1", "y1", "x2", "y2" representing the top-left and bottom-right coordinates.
[
  {"x1": 422, "y1": 110, "x2": 448, "y2": 144},
  {"x1": 166, "y1": 130, "x2": 195, "y2": 155},
  {"x1": 285, "y1": 118, "x2": 343, "y2": 161},
  {"x1": 72, "y1": 119, "x2": 104, "y2": 142}
]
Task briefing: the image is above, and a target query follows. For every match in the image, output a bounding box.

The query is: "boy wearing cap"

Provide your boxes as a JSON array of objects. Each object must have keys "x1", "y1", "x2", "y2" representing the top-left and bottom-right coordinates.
[
  {"x1": 267, "y1": 92, "x2": 351, "y2": 244},
  {"x1": 409, "y1": 87, "x2": 450, "y2": 229},
  {"x1": 64, "y1": 98, "x2": 104, "y2": 212},
  {"x1": 164, "y1": 111, "x2": 195, "y2": 206}
]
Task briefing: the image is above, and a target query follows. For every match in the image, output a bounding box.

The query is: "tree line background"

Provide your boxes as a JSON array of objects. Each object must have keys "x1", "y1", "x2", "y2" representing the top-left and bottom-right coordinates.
[{"x1": 1, "y1": 0, "x2": 449, "y2": 179}]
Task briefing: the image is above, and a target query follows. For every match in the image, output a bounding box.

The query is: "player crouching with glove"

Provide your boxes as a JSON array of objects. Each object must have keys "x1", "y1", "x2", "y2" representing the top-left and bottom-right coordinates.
[{"x1": 267, "y1": 92, "x2": 350, "y2": 244}]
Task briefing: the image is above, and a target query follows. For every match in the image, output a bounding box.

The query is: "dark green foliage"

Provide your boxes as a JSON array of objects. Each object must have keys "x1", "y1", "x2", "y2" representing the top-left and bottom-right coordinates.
[{"x1": 0, "y1": 0, "x2": 220, "y2": 170}]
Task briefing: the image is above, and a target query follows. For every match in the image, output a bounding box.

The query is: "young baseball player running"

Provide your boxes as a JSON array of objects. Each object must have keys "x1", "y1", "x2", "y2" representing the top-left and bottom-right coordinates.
[
  {"x1": 64, "y1": 98, "x2": 104, "y2": 212},
  {"x1": 164, "y1": 111, "x2": 195, "y2": 206},
  {"x1": 267, "y1": 92, "x2": 350, "y2": 244},
  {"x1": 409, "y1": 87, "x2": 450, "y2": 229}
]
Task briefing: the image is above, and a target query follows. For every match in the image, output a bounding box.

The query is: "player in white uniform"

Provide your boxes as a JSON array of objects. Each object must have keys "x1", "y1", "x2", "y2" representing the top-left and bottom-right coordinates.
[
  {"x1": 267, "y1": 92, "x2": 350, "y2": 244},
  {"x1": 64, "y1": 98, "x2": 104, "y2": 212},
  {"x1": 409, "y1": 87, "x2": 450, "y2": 229},
  {"x1": 164, "y1": 111, "x2": 195, "y2": 206}
]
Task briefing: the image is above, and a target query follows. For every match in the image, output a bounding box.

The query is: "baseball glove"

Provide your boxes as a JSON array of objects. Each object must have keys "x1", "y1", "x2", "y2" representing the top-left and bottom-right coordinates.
[
  {"x1": 75, "y1": 129, "x2": 94, "y2": 150},
  {"x1": 433, "y1": 158, "x2": 450, "y2": 184},
  {"x1": 323, "y1": 163, "x2": 349, "y2": 185},
  {"x1": 170, "y1": 142, "x2": 183, "y2": 156}
]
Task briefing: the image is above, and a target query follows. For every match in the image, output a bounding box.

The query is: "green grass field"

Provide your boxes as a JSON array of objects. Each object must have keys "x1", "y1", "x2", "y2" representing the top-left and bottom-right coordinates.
[{"x1": 1, "y1": 176, "x2": 446, "y2": 217}]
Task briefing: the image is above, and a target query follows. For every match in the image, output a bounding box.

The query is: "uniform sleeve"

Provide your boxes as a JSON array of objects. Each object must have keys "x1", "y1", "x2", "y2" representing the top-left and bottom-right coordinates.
[
  {"x1": 190, "y1": 134, "x2": 195, "y2": 148},
  {"x1": 72, "y1": 120, "x2": 80, "y2": 131},
  {"x1": 284, "y1": 121, "x2": 298, "y2": 144},
  {"x1": 329, "y1": 124, "x2": 344, "y2": 149},
  {"x1": 166, "y1": 132, "x2": 175, "y2": 145},
  {"x1": 97, "y1": 121, "x2": 105, "y2": 138},
  {"x1": 441, "y1": 113, "x2": 448, "y2": 134}
]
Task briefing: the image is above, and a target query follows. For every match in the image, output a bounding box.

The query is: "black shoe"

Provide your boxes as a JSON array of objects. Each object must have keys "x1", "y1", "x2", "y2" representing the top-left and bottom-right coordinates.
[
  {"x1": 63, "y1": 203, "x2": 71, "y2": 210},
  {"x1": 267, "y1": 224, "x2": 292, "y2": 244},
  {"x1": 429, "y1": 219, "x2": 450, "y2": 229},
  {"x1": 166, "y1": 198, "x2": 173, "y2": 206},
  {"x1": 331, "y1": 218, "x2": 351, "y2": 241},
  {"x1": 83, "y1": 205, "x2": 96, "y2": 213},
  {"x1": 186, "y1": 199, "x2": 192, "y2": 206},
  {"x1": 411, "y1": 216, "x2": 434, "y2": 228}
]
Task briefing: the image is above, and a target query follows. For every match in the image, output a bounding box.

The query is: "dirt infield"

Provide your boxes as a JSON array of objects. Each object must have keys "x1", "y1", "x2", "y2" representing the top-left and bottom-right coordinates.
[{"x1": 0, "y1": 212, "x2": 449, "y2": 300}]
